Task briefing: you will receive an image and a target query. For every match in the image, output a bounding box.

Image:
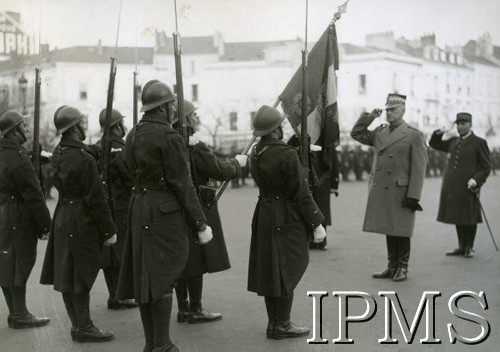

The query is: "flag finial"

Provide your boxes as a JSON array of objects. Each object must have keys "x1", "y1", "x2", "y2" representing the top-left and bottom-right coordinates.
[{"x1": 332, "y1": 0, "x2": 349, "y2": 23}]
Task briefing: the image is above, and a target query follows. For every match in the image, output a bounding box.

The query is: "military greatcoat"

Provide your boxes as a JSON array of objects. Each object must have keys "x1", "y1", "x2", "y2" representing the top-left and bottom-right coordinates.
[
  {"x1": 429, "y1": 131, "x2": 491, "y2": 225},
  {"x1": 180, "y1": 140, "x2": 242, "y2": 278},
  {"x1": 117, "y1": 112, "x2": 206, "y2": 304},
  {"x1": 248, "y1": 138, "x2": 324, "y2": 297},
  {"x1": 351, "y1": 113, "x2": 427, "y2": 238},
  {"x1": 0, "y1": 140, "x2": 51, "y2": 287},
  {"x1": 40, "y1": 137, "x2": 116, "y2": 293},
  {"x1": 95, "y1": 136, "x2": 134, "y2": 267}
]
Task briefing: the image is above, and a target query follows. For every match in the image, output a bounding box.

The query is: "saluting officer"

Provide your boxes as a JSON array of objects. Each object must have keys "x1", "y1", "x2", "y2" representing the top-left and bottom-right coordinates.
[
  {"x1": 40, "y1": 106, "x2": 117, "y2": 343},
  {"x1": 174, "y1": 100, "x2": 247, "y2": 324},
  {"x1": 248, "y1": 105, "x2": 326, "y2": 339},
  {"x1": 429, "y1": 112, "x2": 491, "y2": 258},
  {"x1": 117, "y1": 81, "x2": 212, "y2": 352},
  {"x1": 0, "y1": 110, "x2": 51, "y2": 329},
  {"x1": 96, "y1": 108, "x2": 137, "y2": 310},
  {"x1": 351, "y1": 94, "x2": 427, "y2": 282}
]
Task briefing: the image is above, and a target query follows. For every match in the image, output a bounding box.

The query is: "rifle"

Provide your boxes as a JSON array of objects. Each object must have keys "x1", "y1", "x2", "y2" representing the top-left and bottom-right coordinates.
[
  {"x1": 173, "y1": 0, "x2": 190, "y2": 168},
  {"x1": 133, "y1": 71, "x2": 139, "y2": 126},
  {"x1": 33, "y1": 68, "x2": 44, "y2": 191},
  {"x1": 100, "y1": 56, "x2": 117, "y2": 211}
]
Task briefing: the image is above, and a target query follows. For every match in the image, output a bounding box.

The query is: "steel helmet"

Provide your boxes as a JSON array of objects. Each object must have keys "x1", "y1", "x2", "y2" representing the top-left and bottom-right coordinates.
[
  {"x1": 54, "y1": 106, "x2": 86, "y2": 134},
  {"x1": 0, "y1": 110, "x2": 24, "y2": 137},
  {"x1": 252, "y1": 105, "x2": 285, "y2": 137},
  {"x1": 141, "y1": 80, "x2": 176, "y2": 112},
  {"x1": 99, "y1": 108, "x2": 125, "y2": 128}
]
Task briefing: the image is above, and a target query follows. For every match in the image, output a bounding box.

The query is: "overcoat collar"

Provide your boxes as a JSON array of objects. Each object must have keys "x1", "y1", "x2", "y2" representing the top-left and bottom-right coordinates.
[
  {"x1": 140, "y1": 111, "x2": 171, "y2": 128},
  {"x1": 257, "y1": 137, "x2": 288, "y2": 148},
  {"x1": 60, "y1": 136, "x2": 97, "y2": 158},
  {"x1": 378, "y1": 121, "x2": 410, "y2": 151},
  {"x1": 0, "y1": 139, "x2": 26, "y2": 152}
]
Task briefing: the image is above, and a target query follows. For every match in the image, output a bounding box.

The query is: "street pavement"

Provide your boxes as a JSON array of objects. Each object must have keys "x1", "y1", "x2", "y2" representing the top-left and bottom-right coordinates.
[{"x1": 1, "y1": 175, "x2": 499, "y2": 351}]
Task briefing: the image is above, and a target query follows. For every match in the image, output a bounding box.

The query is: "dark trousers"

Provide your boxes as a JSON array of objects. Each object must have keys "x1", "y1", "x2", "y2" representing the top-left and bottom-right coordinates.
[
  {"x1": 1, "y1": 286, "x2": 29, "y2": 319},
  {"x1": 264, "y1": 292, "x2": 294, "y2": 324},
  {"x1": 62, "y1": 292, "x2": 92, "y2": 330},
  {"x1": 386, "y1": 235, "x2": 411, "y2": 269},
  {"x1": 139, "y1": 294, "x2": 173, "y2": 351},
  {"x1": 175, "y1": 275, "x2": 203, "y2": 311},
  {"x1": 103, "y1": 266, "x2": 120, "y2": 300},
  {"x1": 455, "y1": 225, "x2": 477, "y2": 250}
]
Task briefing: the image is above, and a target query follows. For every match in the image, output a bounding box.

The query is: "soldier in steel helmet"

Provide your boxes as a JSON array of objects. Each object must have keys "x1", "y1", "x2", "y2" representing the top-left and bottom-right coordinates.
[
  {"x1": 248, "y1": 105, "x2": 326, "y2": 339},
  {"x1": 40, "y1": 105, "x2": 118, "y2": 343},
  {"x1": 93, "y1": 108, "x2": 137, "y2": 310},
  {"x1": 116, "y1": 81, "x2": 212, "y2": 352},
  {"x1": 173, "y1": 100, "x2": 247, "y2": 325},
  {"x1": 0, "y1": 110, "x2": 51, "y2": 329}
]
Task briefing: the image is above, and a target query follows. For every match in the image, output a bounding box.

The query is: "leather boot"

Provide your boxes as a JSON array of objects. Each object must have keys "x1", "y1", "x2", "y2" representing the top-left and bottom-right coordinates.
[
  {"x1": 152, "y1": 342, "x2": 180, "y2": 352},
  {"x1": 62, "y1": 292, "x2": 78, "y2": 339},
  {"x1": 264, "y1": 296, "x2": 277, "y2": 338},
  {"x1": 139, "y1": 303, "x2": 155, "y2": 352},
  {"x1": 188, "y1": 301, "x2": 222, "y2": 324},
  {"x1": 108, "y1": 298, "x2": 139, "y2": 310},
  {"x1": 447, "y1": 228, "x2": 466, "y2": 256},
  {"x1": 464, "y1": 226, "x2": 476, "y2": 258},
  {"x1": 373, "y1": 236, "x2": 397, "y2": 278},
  {"x1": 273, "y1": 321, "x2": 310, "y2": 339},
  {"x1": 9, "y1": 286, "x2": 50, "y2": 329},
  {"x1": 393, "y1": 267, "x2": 408, "y2": 282},
  {"x1": 151, "y1": 294, "x2": 173, "y2": 349},
  {"x1": 73, "y1": 293, "x2": 114, "y2": 343},
  {"x1": 187, "y1": 276, "x2": 222, "y2": 324},
  {"x1": 2, "y1": 287, "x2": 13, "y2": 327},
  {"x1": 175, "y1": 279, "x2": 190, "y2": 323}
]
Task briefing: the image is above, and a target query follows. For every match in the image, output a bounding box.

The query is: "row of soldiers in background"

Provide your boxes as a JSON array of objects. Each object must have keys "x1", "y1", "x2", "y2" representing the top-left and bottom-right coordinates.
[{"x1": 337, "y1": 143, "x2": 500, "y2": 182}]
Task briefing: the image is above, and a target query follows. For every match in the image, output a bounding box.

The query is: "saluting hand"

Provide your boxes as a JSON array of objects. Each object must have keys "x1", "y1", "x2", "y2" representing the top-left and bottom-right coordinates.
[
  {"x1": 104, "y1": 234, "x2": 117, "y2": 246},
  {"x1": 369, "y1": 109, "x2": 383, "y2": 119}
]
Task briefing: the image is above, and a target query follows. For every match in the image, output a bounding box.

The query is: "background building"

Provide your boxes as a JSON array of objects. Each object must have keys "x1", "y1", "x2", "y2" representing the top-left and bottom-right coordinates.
[{"x1": 1, "y1": 12, "x2": 499, "y2": 151}]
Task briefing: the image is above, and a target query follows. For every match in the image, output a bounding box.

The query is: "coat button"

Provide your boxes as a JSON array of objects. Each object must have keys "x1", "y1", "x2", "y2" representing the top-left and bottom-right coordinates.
[
  {"x1": 69, "y1": 233, "x2": 74, "y2": 238},
  {"x1": 144, "y1": 225, "x2": 149, "y2": 230},
  {"x1": 276, "y1": 227, "x2": 281, "y2": 232},
  {"x1": 389, "y1": 154, "x2": 394, "y2": 158}
]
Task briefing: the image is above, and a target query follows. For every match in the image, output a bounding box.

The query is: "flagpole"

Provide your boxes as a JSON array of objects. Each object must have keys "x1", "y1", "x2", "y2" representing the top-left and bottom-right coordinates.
[{"x1": 300, "y1": 0, "x2": 310, "y2": 169}]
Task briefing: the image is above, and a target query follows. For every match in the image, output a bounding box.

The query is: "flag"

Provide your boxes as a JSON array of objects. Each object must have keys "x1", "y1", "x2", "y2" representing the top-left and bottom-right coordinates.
[{"x1": 279, "y1": 23, "x2": 340, "y2": 171}]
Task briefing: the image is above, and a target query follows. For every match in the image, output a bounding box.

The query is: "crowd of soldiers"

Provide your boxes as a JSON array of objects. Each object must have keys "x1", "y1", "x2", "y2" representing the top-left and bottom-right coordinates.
[{"x1": 0, "y1": 83, "x2": 495, "y2": 351}]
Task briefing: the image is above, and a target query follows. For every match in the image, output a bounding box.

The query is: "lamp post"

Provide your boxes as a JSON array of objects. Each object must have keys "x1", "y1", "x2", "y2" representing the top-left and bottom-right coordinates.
[{"x1": 18, "y1": 74, "x2": 28, "y2": 115}]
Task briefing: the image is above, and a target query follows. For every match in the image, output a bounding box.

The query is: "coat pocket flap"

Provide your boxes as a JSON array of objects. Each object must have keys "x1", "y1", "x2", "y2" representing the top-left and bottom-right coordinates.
[
  {"x1": 397, "y1": 178, "x2": 409, "y2": 186},
  {"x1": 158, "y1": 199, "x2": 181, "y2": 214}
]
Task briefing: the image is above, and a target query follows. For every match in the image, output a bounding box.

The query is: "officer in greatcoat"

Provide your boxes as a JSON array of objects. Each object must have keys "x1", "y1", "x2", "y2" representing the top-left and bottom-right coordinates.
[
  {"x1": 40, "y1": 106, "x2": 118, "y2": 343},
  {"x1": 116, "y1": 81, "x2": 212, "y2": 352},
  {"x1": 0, "y1": 110, "x2": 51, "y2": 329},
  {"x1": 174, "y1": 100, "x2": 248, "y2": 324},
  {"x1": 429, "y1": 112, "x2": 491, "y2": 258},
  {"x1": 248, "y1": 105, "x2": 326, "y2": 339},
  {"x1": 350, "y1": 94, "x2": 427, "y2": 282},
  {"x1": 95, "y1": 108, "x2": 137, "y2": 309}
]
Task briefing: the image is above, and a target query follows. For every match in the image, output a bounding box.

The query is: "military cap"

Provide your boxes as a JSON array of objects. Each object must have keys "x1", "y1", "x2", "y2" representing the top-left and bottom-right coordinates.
[
  {"x1": 385, "y1": 93, "x2": 406, "y2": 109},
  {"x1": 455, "y1": 112, "x2": 472, "y2": 123}
]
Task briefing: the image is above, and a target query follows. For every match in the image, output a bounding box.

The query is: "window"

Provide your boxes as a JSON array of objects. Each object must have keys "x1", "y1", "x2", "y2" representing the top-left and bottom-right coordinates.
[
  {"x1": 229, "y1": 112, "x2": 238, "y2": 131},
  {"x1": 79, "y1": 83, "x2": 87, "y2": 101},
  {"x1": 192, "y1": 84, "x2": 198, "y2": 102},
  {"x1": 358, "y1": 74, "x2": 366, "y2": 94}
]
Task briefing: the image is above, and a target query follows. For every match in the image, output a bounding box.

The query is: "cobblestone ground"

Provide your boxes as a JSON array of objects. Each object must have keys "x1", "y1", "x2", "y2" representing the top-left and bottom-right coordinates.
[{"x1": 1, "y1": 175, "x2": 499, "y2": 351}]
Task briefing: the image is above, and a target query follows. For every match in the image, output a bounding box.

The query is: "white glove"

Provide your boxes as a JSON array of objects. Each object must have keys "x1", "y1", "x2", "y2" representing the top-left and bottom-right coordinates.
[
  {"x1": 198, "y1": 225, "x2": 213, "y2": 245},
  {"x1": 235, "y1": 154, "x2": 248, "y2": 168},
  {"x1": 467, "y1": 178, "x2": 477, "y2": 190},
  {"x1": 310, "y1": 144, "x2": 322, "y2": 152},
  {"x1": 369, "y1": 108, "x2": 383, "y2": 118},
  {"x1": 104, "y1": 234, "x2": 117, "y2": 246},
  {"x1": 313, "y1": 225, "x2": 326, "y2": 243},
  {"x1": 41, "y1": 151, "x2": 53, "y2": 158}
]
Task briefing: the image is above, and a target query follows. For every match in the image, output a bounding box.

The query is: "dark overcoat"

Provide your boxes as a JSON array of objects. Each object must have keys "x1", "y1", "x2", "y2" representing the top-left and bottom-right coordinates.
[
  {"x1": 95, "y1": 136, "x2": 133, "y2": 267},
  {"x1": 180, "y1": 140, "x2": 242, "y2": 278},
  {"x1": 429, "y1": 131, "x2": 491, "y2": 225},
  {"x1": 0, "y1": 140, "x2": 51, "y2": 287},
  {"x1": 40, "y1": 137, "x2": 116, "y2": 293},
  {"x1": 351, "y1": 113, "x2": 427, "y2": 238},
  {"x1": 248, "y1": 138, "x2": 324, "y2": 297},
  {"x1": 116, "y1": 112, "x2": 206, "y2": 303}
]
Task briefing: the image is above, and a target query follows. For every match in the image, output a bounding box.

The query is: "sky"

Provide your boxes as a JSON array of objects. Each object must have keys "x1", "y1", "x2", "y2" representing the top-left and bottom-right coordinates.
[{"x1": 1, "y1": 0, "x2": 500, "y2": 50}]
